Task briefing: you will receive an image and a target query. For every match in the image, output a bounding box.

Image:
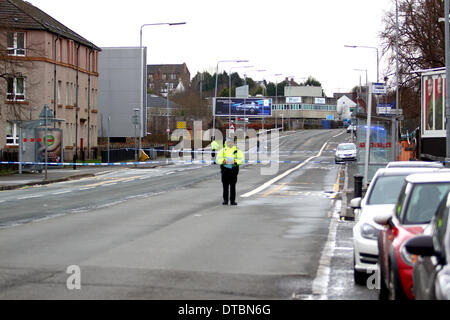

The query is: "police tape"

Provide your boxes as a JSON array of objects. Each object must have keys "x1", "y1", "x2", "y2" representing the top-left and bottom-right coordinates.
[
  {"x1": 0, "y1": 159, "x2": 336, "y2": 166},
  {"x1": 131, "y1": 148, "x2": 335, "y2": 154}
]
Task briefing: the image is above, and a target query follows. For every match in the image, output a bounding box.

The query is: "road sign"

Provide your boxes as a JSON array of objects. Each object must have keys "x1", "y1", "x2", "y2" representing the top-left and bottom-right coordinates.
[
  {"x1": 372, "y1": 83, "x2": 387, "y2": 95},
  {"x1": 132, "y1": 115, "x2": 140, "y2": 125},
  {"x1": 177, "y1": 121, "x2": 186, "y2": 129}
]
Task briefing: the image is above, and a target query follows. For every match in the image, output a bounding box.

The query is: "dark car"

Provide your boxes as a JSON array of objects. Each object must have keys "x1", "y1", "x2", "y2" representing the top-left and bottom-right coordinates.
[
  {"x1": 375, "y1": 171, "x2": 450, "y2": 300},
  {"x1": 405, "y1": 191, "x2": 450, "y2": 300}
]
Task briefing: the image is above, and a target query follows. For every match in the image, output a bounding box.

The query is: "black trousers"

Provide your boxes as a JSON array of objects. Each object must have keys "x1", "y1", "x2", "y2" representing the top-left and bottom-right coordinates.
[{"x1": 221, "y1": 166, "x2": 239, "y2": 203}]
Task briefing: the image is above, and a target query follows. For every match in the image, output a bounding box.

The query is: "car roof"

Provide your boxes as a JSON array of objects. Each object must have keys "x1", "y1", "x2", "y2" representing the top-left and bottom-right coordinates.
[
  {"x1": 386, "y1": 161, "x2": 444, "y2": 168},
  {"x1": 373, "y1": 167, "x2": 441, "y2": 178},
  {"x1": 406, "y1": 171, "x2": 450, "y2": 184},
  {"x1": 337, "y1": 143, "x2": 356, "y2": 147}
]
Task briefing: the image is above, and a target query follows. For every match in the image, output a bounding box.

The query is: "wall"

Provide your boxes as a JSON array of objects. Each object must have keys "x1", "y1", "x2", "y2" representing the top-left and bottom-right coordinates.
[{"x1": 98, "y1": 47, "x2": 147, "y2": 138}]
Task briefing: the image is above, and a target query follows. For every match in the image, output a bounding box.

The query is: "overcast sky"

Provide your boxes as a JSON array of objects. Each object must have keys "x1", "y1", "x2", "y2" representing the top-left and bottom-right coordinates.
[{"x1": 29, "y1": 0, "x2": 393, "y2": 96}]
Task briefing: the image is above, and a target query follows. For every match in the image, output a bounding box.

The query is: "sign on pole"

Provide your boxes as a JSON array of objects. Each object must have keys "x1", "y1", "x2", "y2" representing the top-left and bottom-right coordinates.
[{"x1": 372, "y1": 83, "x2": 387, "y2": 95}]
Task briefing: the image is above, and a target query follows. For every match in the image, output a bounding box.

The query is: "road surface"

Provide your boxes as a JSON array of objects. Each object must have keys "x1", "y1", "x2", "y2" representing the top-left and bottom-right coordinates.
[{"x1": 0, "y1": 129, "x2": 377, "y2": 300}]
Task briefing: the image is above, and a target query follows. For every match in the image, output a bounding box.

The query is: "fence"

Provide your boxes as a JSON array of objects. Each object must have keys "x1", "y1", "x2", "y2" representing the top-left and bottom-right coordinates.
[{"x1": 0, "y1": 149, "x2": 18, "y2": 171}]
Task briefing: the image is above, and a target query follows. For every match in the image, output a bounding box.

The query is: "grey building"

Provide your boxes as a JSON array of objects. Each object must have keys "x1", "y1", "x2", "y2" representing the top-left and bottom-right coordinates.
[{"x1": 98, "y1": 47, "x2": 147, "y2": 140}]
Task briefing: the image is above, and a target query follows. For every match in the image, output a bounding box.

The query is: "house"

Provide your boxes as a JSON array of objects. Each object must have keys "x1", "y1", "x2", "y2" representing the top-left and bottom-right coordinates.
[
  {"x1": 337, "y1": 95, "x2": 357, "y2": 120},
  {"x1": 0, "y1": 0, "x2": 101, "y2": 161},
  {"x1": 147, "y1": 63, "x2": 190, "y2": 97}
]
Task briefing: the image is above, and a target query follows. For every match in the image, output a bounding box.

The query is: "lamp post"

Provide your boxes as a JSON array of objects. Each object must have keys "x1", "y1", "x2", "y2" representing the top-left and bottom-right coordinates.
[
  {"x1": 344, "y1": 45, "x2": 379, "y2": 82},
  {"x1": 213, "y1": 60, "x2": 249, "y2": 133},
  {"x1": 270, "y1": 74, "x2": 283, "y2": 129},
  {"x1": 140, "y1": 22, "x2": 186, "y2": 156},
  {"x1": 285, "y1": 76, "x2": 306, "y2": 131},
  {"x1": 244, "y1": 69, "x2": 266, "y2": 131},
  {"x1": 228, "y1": 65, "x2": 253, "y2": 131}
]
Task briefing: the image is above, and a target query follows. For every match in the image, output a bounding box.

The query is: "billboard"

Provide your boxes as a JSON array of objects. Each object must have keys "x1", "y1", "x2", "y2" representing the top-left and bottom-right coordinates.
[
  {"x1": 214, "y1": 98, "x2": 272, "y2": 117},
  {"x1": 422, "y1": 70, "x2": 445, "y2": 137},
  {"x1": 35, "y1": 128, "x2": 63, "y2": 163}
]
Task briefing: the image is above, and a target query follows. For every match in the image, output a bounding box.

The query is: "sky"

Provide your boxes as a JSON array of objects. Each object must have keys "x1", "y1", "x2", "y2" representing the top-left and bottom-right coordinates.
[{"x1": 28, "y1": 0, "x2": 394, "y2": 97}]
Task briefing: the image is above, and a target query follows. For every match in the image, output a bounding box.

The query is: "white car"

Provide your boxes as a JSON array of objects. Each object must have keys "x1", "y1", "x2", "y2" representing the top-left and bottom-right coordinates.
[
  {"x1": 335, "y1": 143, "x2": 357, "y2": 164},
  {"x1": 350, "y1": 167, "x2": 441, "y2": 285},
  {"x1": 347, "y1": 125, "x2": 356, "y2": 133}
]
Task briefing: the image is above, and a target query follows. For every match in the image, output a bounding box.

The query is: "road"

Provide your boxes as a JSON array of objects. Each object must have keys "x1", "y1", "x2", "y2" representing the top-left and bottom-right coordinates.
[{"x1": 0, "y1": 129, "x2": 378, "y2": 300}]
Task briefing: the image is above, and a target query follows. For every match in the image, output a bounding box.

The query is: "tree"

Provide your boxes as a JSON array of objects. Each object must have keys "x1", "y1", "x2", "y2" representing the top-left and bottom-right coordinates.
[
  {"x1": 301, "y1": 76, "x2": 322, "y2": 87},
  {"x1": 380, "y1": 0, "x2": 445, "y2": 130},
  {"x1": 0, "y1": 26, "x2": 40, "y2": 120}
]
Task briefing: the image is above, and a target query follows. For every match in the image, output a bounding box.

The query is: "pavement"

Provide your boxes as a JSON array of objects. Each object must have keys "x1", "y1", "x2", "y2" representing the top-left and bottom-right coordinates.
[
  {"x1": 0, "y1": 130, "x2": 298, "y2": 191},
  {"x1": 0, "y1": 159, "x2": 171, "y2": 191}
]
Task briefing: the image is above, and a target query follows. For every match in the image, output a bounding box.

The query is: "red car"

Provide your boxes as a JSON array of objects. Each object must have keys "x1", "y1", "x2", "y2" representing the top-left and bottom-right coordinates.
[{"x1": 375, "y1": 172, "x2": 450, "y2": 300}]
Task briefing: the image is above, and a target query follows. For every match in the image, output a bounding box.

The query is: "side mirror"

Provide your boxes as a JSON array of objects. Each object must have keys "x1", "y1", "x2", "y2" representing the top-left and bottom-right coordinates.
[
  {"x1": 350, "y1": 197, "x2": 362, "y2": 209},
  {"x1": 405, "y1": 235, "x2": 435, "y2": 257},
  {"x1": 374, "y1": 210, "x2": 394, "y2": 226}
]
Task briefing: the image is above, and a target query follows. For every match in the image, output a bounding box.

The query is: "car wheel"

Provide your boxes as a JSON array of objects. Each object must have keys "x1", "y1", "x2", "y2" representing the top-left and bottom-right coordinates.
[
  {"x1": 378, "y1": 247, "x2": 389, "y2": 300},
  {"x1": 388, "y1": 261, "x2": 407, "y2": 300},
  {"x1": 379, "y1": 270, "x2": 389, "y2": 300},
  {"x1": 353, "y1": 256, "x2": 367, "y2": 285}
]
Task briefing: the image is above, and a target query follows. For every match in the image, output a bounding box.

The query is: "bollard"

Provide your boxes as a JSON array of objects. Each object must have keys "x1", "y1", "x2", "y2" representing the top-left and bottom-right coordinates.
[{"x1": 354, "y1": 175, "x2": 363, "y2": 199}]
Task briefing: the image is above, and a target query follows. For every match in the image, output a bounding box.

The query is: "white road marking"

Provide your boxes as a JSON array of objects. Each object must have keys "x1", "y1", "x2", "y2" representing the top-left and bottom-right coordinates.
[
  {"x1": 79, "y1": 187, "x2": 95, "y2": 191},
  {"x1": 18, "y1": 194, "x2": 43, "y2": 200},
  {"x1": 241, "y1": 142, "x2": 329, "y2": 198},
  {"x1": 0, "y1": 200, "x2": 5, "y2": 204},
  {"x1": 52, "y1": 190, "x2": 72, "y2": 195},
  {"x1": 311, "y1": 213, "x2": 338, "y2": 297}
]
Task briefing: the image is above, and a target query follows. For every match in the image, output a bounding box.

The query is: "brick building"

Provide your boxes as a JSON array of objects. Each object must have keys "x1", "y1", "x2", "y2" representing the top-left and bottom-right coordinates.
[
  {"x1": 147, "y1": 63, "x2": 190, "y2": 97},
  {"x1": 0, "y1": 0, "x2": 101, "y2": 160}
]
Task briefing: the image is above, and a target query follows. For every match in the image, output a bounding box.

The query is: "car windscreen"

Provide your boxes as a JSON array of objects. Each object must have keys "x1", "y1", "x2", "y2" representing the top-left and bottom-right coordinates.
[
  {"x1": 404, "y1": 183, "x2": 450, "y2": 225},
  {"x1": 367, "y1": 175, "x2": 408, "y2": 205},
  {"x1": 338, "y1": 145, "x2": 356, "y2": 151}
]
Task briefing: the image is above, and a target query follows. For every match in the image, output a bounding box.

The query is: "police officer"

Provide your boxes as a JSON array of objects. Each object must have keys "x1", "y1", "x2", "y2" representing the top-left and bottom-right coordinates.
[
  {"x1": 211, "y1": 137, "x2": 220, "y2": 164},
  {"x1": 216, "y1": 138, "x2": 244, "y2": 206}
]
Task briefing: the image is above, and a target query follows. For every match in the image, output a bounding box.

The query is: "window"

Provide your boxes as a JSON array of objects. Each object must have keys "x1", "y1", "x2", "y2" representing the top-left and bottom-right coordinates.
[
  {"x1": 57, "y1": 81, "x2": 62, "y2": 105},
  {"x1": 148, "y1": 74, "x2": 154, "y2": 81},
  {"x1": 66, "y1": 82, "x2": 70, "y2": 105},
  {"x1": 432, "y1": 195, "x2": 449, "y2": 257},
  {"x1": 6, "y1": 121, "x2": 19, "y2": 145},
  {"x1": 162, "y1": 74, "x2": 167, "y2": 80},
  {"x1": 7, "y1": 32, "x2": 25, "y2": 56},
  {"x1": 171, "y1": 73, "x2": 177, "y2": 80},
  {"x1": 6, "y1": 77, "x2": 25, "y2": 101},
  {"x1": 367, "y1": 175, "x2": 408, "y2": 205},
  {"x1": 405, "y1": 183, "x2": 450, "y2": 225}
]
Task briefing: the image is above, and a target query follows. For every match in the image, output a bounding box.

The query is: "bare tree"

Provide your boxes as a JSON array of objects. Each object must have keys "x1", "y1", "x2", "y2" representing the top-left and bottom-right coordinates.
[
  {"x1": 0, "y1": 25, "x2": 40, "y2": 120},
  {"x1": 380, "y1": 0, "x2": 445, "y2": 129}
]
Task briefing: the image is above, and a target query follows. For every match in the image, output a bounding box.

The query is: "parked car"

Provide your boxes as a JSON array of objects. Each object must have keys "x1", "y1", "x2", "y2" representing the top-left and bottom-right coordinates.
[
  {"x1": 335, "y1": 143, "x2": 357, "y2": 164},
  {"x1": 351, "y1": 167, "x2": 441, "y2": 285},
  {"x1": 405, "y1": 191, "x2": 450, "y2": 300},
  {"x1": 375, "y1": 171, "x2": 450, "y2": 300},
  {"x1": 347, "y1": 125, "x2": 356, "y2": 133},
  {"x1": 386, "y1": 161, "x2": 443, "y2": 169}
]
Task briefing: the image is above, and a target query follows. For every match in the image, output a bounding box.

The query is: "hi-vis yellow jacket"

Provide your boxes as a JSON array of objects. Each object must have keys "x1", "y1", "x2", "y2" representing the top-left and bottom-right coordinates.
[
  {"x1": 216, "y1": 145, "x2": 244, "y2": 167},
  {"x1": 211, "y1": 140, "x2": 220, "y2": 151}
]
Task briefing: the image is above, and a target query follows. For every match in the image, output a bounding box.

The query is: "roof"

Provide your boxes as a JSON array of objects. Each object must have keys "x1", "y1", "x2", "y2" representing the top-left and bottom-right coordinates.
[
  {"x1": 374, "y1": 167, "x2": 441, "y2": 178},
  {"x1": 147, "y1": 94, "x2": 180, "y2": 109},
  {"x1": 406, "y1": 171, "x2": 450, "y2": 184},
  {"x1": 0, "y1": 0, "x2": 100, "y2": 50},
  {"x1": 147, "y1": 63, "x2": 189, "y2": 75},
  {"x1": 386, "y1": 161, "x2": 444, "y2": 169}
]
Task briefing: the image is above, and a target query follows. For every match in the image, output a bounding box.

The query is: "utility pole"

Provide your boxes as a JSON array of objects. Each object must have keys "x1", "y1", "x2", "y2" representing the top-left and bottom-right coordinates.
[{"x1": 446, "y1": 0, "x2": 450, "y2": 164}]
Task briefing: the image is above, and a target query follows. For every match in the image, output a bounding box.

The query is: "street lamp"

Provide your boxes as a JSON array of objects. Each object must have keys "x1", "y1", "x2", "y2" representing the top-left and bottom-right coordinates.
[
  {"x1": 344, "y1": 45, "x2": 380, "y2": 82},
  {"x1": 270, "y1": 73, "x2": 283, "y2": 129},
  {"x1": 139, "y1": 22, "x2": 186, "y2": 156},
  {"x1": 213, "y1": 60, "x2": 249, "y2": 133},
  {"x1": 229, "y1": 65, "x2": 253, "y2": 130},
  {"x1": 243, "y1": 69, "x2": 266, "y2": 132}
]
